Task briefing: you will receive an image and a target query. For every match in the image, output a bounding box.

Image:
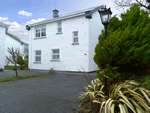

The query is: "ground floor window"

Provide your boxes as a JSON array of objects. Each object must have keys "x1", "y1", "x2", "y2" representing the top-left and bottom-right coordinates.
[
  {"x1": 35, "y1": 50, "x2": 41, "y2": 61},
  {"x1": 52, "y1": 49, "x2": 59, "y2": 60}
]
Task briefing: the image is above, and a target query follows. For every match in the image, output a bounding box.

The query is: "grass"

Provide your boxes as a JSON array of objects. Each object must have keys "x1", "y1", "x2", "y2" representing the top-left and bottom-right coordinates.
[
  {"x1": 0, "y1": 73, "x2": 50, "y2": 82},
  {"x1": 4, "y1": 65, "x2": 25, "y2": 70}
]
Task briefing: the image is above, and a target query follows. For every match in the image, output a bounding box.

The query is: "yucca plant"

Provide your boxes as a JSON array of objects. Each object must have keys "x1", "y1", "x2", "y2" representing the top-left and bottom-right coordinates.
[{"x1": 77, "y1": 66, "x2": 150, "y2": 113}]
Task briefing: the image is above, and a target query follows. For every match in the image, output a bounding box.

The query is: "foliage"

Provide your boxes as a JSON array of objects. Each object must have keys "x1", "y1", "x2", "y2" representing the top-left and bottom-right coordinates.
[
  {"x1": 6, "y1": 47, "x2": 24, "y2": 77},
  {"x1": 17, "y1": 55, "x2": 24, "y2": 66},
  {"x1": 77, "y1": 67, "x2": 150, "y2": 113},
  {"x1": 93, "y1": 3, "x2": 150, "y2": 90},
  {"x1": 0, "y1": 68, "x2": 4, "y2": 72},
  {"x1": 24, "y1": 59, "x2": 28, "y2": 67},
  {"x1": 48, "y1": 68, "x2": 56, "y2": 74}
]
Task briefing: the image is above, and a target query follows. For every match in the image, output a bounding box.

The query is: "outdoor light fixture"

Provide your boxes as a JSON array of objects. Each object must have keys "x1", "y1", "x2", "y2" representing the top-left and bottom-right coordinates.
[
  {"x1": 98, "y1": 6, "x2": 112, "y2": 96},
  {"x1": 98, "y1": 6, "x2": 112, "y2": 26}
]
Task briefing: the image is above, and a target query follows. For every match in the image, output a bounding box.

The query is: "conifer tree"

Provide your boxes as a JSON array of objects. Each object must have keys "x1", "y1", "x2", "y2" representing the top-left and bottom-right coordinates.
[{"x1": 93, "y1": 3, "x2": 150, "y2": 90}]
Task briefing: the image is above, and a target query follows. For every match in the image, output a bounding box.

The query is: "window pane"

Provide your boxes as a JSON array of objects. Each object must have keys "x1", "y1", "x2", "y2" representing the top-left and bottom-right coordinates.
[
  {"x1": 36, "y1": 33, "x2": 40, "y2": 37},
  {"x1": 74, "y1": 38, "x2": 78, "y2": 42},
  {"x1": 53, "y1": 55, "x2": 59, "y2": 59},
  {"x1": 58, "y1": 22, "x2": 61, "y2": 27},
  {"x1": 36, "y1": 51, "x2": 41, "y2": 55},
  {"x1": 41, "y1": 28, "x2": 46, "y2": 31},
  {"x1": 36, "y1": 29, "x2": 40, "y2": 32},
  {"x1": 74, "y1": 32, "x2": 78, "y2": 36},
  {"x1": 36, "y1": 56, "x2": 41, "y2": 61},
  {"x1": 41, "y1": 32, "x2": 46, "y2": 36},
  {"x1": 53, "y1": 49, "x2": 59, "y2": 53},
  {"x1": 58, "y1": 28, "x2": 62, "y2": 32}
]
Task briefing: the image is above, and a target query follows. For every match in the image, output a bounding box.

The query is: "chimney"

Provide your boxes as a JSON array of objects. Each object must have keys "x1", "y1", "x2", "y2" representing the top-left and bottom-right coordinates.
[{"x1": 53, "y1": 9, "x2": 59, "y2": 18}]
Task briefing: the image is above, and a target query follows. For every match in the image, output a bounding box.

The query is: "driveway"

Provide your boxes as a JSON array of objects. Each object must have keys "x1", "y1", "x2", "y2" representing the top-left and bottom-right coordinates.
[{"x1": 0, "y1": 70, "x2": 98, "y2": 113}]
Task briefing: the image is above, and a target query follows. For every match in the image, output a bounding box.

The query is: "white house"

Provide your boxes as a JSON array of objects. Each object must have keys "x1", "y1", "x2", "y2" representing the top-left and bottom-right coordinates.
[
  {"x1": 26, "y1": 5, "x2": 106, "y2": 73},
  {"x1": 5, "y1": 28, "x2": 29, "y2": 66},
  {"x1": 0, "y1": 22, "x2": 10, "y2": 69}
]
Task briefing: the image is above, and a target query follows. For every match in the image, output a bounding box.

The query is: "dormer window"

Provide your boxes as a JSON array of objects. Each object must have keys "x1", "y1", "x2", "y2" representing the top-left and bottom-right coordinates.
[
  {"x1": 57, "y1": 22, "x2": 62, "y2": 33},
  {"x1": 35, "y1": 26, "x2": 46, "y2": 38}
]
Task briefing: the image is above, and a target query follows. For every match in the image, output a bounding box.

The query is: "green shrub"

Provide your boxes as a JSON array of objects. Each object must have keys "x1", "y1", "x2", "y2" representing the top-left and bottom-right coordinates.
[
  {"x1": 93, "y1": 3, "x2": 150, "y2": 90},
  {"x1": 13, "y1": 68, "x2": 16, "y2": 71},
  {"x1": 17, "y1": 55, "x2": 24, "y2": 66},
  {"x1": 19, "y1": 66, "x2": 24, "y2": 70}
]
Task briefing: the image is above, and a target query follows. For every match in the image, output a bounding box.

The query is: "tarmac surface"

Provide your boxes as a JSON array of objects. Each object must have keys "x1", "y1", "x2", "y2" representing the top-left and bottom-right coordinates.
[{"x1": 0, "y1": 70, "x2": 99, "y2": 113}]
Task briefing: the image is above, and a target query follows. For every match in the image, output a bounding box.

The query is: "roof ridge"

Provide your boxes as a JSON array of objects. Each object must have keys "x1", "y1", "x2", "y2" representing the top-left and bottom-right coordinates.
[
  {"x1": 7, "y1": 32, "x2": 20, "y2": 40},
  {"x1": 58, "y1": 5, "x2": 100, "y2": 17}
]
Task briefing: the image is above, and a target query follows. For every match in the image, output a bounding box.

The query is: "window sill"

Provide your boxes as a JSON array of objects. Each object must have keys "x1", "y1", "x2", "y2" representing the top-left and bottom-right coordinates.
[
  {"x1": 56, "y1": 32, "x2": 63, "y2": 35},
  {"x1": 34, "y1": 37, "x2": 47, "y2": 40},
  {"x1": 50, "y1": 60, "x2": 60, "y2": 62},
  {"x1": 71, "y1": 43, "x2": 79, "y2": 45},
  {"x1": 33, "y1": 62, "x2": 42, "y2": 64}
]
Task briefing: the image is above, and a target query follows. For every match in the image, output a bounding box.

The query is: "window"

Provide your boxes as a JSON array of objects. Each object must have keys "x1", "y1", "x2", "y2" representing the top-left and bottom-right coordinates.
[
  {"x1": 35, "y1": 50, "x2": 41, "y2": 62},
  {"x1": 57, "y1": 22, "x2": 62, "y2": 33},
  {"x1": 52, "y1": 49, "x2": 59, "y2": 60},
  {"x1": 24, "y1": 44, "x2": 28, "y2": 53},
  {"x1": 36, "y1": 26, "x2": 46, "y2": 37},
  {"x1": 73, "y1": 31, "x2": 78, "y2": 43}
]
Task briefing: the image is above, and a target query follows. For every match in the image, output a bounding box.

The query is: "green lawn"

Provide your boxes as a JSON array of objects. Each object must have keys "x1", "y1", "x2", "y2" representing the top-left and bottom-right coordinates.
[
  {"x1": 0, "y1": 73, "x2": 50, "y2": 82},
  {"x1": 4, "y1": 65, "x2": 25, "y2": 70}
]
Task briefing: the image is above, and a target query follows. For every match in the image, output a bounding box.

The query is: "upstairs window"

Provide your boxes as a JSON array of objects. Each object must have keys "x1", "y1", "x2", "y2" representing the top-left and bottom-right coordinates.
[
  {"x1": 35, "y1": 50, "x2": 41, "y2": 62},
  {"x1": 52, "y1": 49, "x2": 59, "y2": 60},
  {"x1": 36, "y1": 26, "x2": 46, "y2": 37},
  {"x1": 57, "y1": 22, "x2": 62, "y2": 33},
  {"x1": 73, "y1": 31, "x2": 78, "y2": 43}
]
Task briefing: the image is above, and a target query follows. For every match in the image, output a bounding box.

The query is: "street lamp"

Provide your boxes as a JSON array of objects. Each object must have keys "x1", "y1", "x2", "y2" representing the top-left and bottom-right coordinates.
[{"x1": 98, "y1": 6, "x2": 112, "y2": 96}]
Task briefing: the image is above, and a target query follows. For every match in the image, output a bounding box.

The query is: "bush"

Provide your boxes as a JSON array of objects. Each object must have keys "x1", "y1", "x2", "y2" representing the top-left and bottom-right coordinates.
[
  {"x1": 13, "y1": 68, "x2": 16, "y2": 71},
  {"x1": 17, "y1": 55, "x2": 24, "y2": 66},
  {"x1": 0, "y1": 68, "x2": 4, "y2": 72},
  {"x1": 24, "y1": 59, "x2": 28, "y2": 67},
  {"x1": 93, "y1": 3, "x2": 150, "y2": 90},
  {"x1": 19, "y1": 66, "x2": 24, "y2": 70},
  {"x1": 48, "y1": 68, "x2": 56, "y2": 74},
  {"x1": 78, "y1": 77, "x2": 150, "y2": 113}
]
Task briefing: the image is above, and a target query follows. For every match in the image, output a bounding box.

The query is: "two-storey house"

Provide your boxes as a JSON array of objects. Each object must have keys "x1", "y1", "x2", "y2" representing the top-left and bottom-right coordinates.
[{"x1": 26, "y1": 5, "x2": 105, "y2": 73}]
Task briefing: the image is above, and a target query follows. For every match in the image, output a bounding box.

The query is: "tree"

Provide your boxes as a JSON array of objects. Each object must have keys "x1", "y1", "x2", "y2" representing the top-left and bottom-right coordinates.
[
  {"x1": 111, "y1": 0, "x2": 150, "y2": 20},
  {"x1": 6, "y1": 47, "x2": 24, "y2": 77},
  {"x1": 93, "y1": 3, "x2": 150, "y2": 92}
]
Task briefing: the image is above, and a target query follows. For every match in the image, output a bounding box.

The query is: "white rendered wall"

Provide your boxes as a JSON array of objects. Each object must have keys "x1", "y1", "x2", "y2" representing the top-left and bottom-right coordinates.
[
  {"x1": 0, "y1": 26, "x2": 6, "y2": 69},
  {"x1": 29, "y1": 15, "x2": 90, "y2": 72},
  {"x1": 5, "y1": 34, "x2": 24, "y2": 66},
  {"x1": 88, "y1": 11, "x2": 104, "y2": 72}
]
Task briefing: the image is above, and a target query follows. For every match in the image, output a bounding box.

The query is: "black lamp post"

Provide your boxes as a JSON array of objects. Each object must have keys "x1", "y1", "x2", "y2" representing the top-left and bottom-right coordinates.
[{"x1": 98, "y1": 6, "x2": 112, "y2": 96}]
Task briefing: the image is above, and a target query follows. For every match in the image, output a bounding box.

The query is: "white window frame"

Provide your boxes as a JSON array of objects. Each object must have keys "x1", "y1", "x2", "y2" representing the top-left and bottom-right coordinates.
[
  {"x1": 52, "y1": 49, "x2": 60, "y2": 60},
  {"x1": 73, "y1": 31, "x2": 78, "y2": 43},
  {"x1": 57, "y1": 22, "x2": 62, "y2": 33},
  {"x1": 35, "y1": 26, "x2": 46, "y2": 38},
  {"x1": 35, "y1": 50, "x2": 41, "y2": 62}
]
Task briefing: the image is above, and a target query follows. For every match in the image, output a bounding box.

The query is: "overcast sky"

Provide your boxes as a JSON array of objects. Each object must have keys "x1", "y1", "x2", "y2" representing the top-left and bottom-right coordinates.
[{"x1": 0, "y1": 0, "x2": 149, "y2": 43}]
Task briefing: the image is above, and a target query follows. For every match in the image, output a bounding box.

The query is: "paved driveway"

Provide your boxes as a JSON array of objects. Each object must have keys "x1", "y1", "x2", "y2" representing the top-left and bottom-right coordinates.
[{"x1": 0, "y1": 70, "x2": 98, "y2": 113}]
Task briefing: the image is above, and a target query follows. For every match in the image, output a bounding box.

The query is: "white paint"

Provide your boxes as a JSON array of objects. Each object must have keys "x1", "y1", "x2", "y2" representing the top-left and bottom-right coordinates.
[
  {"x1": 28, "y1": 11, "x2": 103, "y2": 72},
  {"x1": 5, "y1": 34, "x2": 25, "y2": 66},
  {"x1": 0, "y1": 26, "x2": 6, "y2": 69}
]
